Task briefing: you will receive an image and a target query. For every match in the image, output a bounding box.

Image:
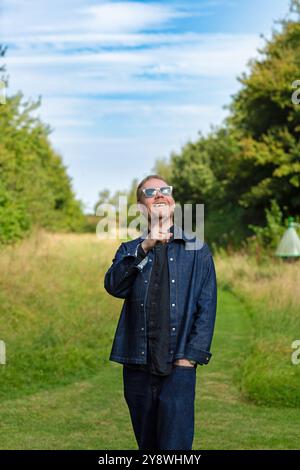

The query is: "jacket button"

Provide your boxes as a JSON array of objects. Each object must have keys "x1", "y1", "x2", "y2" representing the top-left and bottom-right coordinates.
[
  {"x1": 170, "y1": 350, "x2": 174, "y2": 354},
  {"x1": 171, "y1": 279, "x2": 175, "y2": 283},
  {"x1": 141, "y1": 351, "x2": 145, "y2": 355},
  {"x1": 172, "y1": 303, "x2": 175, "y2": 307},
  {"x1": 141, "y1": 303, "x2": 144, "y2": 307},
  {"x1": 141, "y1": 327, "x2": 144, "y2": 331},
  {"x1": 172, "y1": 327, "x2": 176, "y2": 331},
  {"x1": 144, "y1": 280, "x2": 148, "y2": 283},
  {"x1": 170, "y1": 257, "x2": 173, "y2": 261}
]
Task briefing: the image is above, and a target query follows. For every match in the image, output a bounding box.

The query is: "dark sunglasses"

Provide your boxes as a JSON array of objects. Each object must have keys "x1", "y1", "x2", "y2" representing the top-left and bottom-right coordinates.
[{"x1": 142, "y1": 186, "x2": 173, "y2": 198}]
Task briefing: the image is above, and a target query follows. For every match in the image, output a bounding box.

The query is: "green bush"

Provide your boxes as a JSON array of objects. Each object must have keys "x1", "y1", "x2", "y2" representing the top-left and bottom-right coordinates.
[
  {"x1": 0, "y1": 184, "x2": 31, "y2": 244},
  {"x1": 247, "y1": 200, "x2": 286, "y2": 254}
]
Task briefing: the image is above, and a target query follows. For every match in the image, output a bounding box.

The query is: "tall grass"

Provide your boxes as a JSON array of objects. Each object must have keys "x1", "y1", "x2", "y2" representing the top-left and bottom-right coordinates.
[
  {"x1": 0, "y1": 228, "x2": 120, "y2": 400},
  {"x1": 215, "y1": 251, "x2": 300, "y2": 407}
]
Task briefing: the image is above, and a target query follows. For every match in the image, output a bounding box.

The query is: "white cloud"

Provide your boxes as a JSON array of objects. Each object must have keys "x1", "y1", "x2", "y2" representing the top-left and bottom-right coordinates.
[
  {"x1": 0, "y1": 0, "x2": 189, "y2": 36},
  {"x1": 5, "y1": 33, "x2": 261, "y2": 79},
  {"x1": 3, "y1": 31, "x2": 204, "y2": 48},
  {"x1": 80, "y1": 2, "x2": 187, "y2": 33}
]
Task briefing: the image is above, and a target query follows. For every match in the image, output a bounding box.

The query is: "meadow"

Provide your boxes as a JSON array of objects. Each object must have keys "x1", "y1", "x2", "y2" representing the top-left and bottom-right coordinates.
[
  {"x1": 217, "y1": 251, "x2": 300, "y2": 407},
  {"x1": 0, "y1": 230, "x2": 299, "y2": 449}
]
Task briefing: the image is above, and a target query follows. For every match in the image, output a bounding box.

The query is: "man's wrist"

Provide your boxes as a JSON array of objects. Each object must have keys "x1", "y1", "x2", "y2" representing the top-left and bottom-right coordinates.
[
  {"x1": 174, "y1": 358, "x2": 197, "y2": 367},
  {"x1": 137, "y1": 243, "x2": 147, "y2": 257}
]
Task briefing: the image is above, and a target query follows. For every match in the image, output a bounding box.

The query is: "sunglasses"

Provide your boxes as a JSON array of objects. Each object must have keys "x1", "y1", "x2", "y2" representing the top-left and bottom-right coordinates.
[{"x1": 142, "y1": 186, "x2": 173, "y2": 198}]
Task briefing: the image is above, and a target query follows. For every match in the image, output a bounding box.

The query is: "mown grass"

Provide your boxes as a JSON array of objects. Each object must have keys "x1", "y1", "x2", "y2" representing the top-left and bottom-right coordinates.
[{"x1": 0, "y1": 231, "x2": 299, "y2": 449}]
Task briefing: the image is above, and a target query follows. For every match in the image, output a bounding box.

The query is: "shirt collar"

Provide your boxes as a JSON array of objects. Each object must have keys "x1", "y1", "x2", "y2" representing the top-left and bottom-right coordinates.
[{"x1": 139, "y1": 223, "x2": 194, "y2": 244}]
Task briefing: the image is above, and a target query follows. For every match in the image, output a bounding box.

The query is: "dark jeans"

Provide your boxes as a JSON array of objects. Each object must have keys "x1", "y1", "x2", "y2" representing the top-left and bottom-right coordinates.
[{"x1": 123, "y1": 364, "x2": 197, "y2": 450}]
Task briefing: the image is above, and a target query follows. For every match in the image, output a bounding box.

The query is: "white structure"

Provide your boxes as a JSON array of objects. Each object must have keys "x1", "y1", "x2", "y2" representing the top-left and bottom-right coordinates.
[{"x1": 276, "y1": 218, "x2": 300, "y2": 258}]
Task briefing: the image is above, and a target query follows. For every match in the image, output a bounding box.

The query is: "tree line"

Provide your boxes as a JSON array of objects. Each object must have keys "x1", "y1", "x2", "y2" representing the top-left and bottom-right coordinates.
[{"x1": 97, "y1": 0, "x2": 300, "y2": 251}]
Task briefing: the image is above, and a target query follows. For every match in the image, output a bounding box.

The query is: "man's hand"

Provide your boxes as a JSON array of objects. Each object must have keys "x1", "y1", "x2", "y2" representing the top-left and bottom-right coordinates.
[
  {"x1": 141, "y1": 227, "x2": 172, "y2": 253},
  {"x1": 173, "y1": 358, "x2": 195, "y2": 367}
]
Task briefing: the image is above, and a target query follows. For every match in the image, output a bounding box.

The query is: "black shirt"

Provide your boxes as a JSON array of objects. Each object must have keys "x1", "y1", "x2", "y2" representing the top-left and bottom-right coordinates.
[{"x1": 124, "y1": 230, "x2": 173, "y2": 376}]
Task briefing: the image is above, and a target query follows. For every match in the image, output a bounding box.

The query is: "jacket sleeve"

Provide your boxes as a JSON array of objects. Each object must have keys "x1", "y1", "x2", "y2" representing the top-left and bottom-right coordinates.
[
  {"x1": 104, "y1": 242, "x2": 148, "y2": 299},
  {"x1": 184, "y1": 247, "x2": 217, "y2": 365}
]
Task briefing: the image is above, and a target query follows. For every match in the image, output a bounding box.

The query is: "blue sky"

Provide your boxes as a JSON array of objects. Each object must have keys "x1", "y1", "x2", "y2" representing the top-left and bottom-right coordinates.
[{"x1": 0, "y1": 0, "x2": 291, "y2": 213}]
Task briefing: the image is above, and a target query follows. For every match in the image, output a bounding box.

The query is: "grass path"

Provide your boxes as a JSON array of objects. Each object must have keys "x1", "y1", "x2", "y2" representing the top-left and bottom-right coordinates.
[{"x1": 0, "y1": 288, "x2": 299, "y2": 449}]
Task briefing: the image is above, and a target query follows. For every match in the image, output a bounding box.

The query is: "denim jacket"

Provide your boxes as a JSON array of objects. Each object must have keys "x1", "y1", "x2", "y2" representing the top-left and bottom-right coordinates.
[{"x1": 104, "y1": 226, "x2": 217, "y2": 366}]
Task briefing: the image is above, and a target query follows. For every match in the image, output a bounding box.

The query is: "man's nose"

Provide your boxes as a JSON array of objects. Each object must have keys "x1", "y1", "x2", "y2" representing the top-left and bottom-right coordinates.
[{"x1": 154, "y1": 189, "x2": 166, "y2": 198}]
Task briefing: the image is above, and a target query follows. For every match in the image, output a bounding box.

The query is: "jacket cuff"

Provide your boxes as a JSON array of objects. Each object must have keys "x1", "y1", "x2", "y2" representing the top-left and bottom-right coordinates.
[
  {"x1": 184, "y1": 345, "x2": 212, "y2": 365},
  {"x1": 123, "y1": 243, "x2": 148, "y2": 272}
]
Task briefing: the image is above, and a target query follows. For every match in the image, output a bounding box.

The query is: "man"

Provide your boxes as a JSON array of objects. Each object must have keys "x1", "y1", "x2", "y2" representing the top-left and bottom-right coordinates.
[{"x1": 104, "y1": 174, "x2": 217, "y2": 450}]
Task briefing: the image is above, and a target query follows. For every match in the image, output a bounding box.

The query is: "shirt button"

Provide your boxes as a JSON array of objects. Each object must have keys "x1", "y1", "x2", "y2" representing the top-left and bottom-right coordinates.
[
  {"x1": 170, "y1": 257, "x2": 174, "y2": 261},
  {"x1": 170, "y1": 350, "x2": 174, "y2": 354},
  {"x1": 144, "y1": 280, "x2": 148, "y2": 283},
  {"x1": 141, "y1": 351, "x2": 145, "y2": 355},
  {"x1": 172, "y1": 303, "x2": 175, "y2": 307},
  {"x1": 141, "y1": 303, "x2": 144, "y2": 307},
  {"x1": 172, "y1": 327, "x2": 176, "y2": 331},
  {"x1": 141, "y1": 327, "x2": 144, "y2": 331},
  {"x1": 171, "y1": 279, "x2": 175, "y2": 283}
]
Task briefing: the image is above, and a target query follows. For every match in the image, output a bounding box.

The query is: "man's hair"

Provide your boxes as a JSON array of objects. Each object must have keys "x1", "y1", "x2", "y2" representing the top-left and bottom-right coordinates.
[{"x1": 136, "y1": 174, "x2": 168, "y2": 202}]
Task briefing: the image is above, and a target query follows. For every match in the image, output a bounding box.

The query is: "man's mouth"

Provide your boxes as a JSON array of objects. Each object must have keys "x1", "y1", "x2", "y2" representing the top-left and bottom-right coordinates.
[{"x1": 152, "y1": 202, "x2": 168, "y2": 207}]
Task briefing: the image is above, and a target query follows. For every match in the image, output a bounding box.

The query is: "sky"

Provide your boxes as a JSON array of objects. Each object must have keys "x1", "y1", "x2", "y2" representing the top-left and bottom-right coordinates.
[{"x1": 0, "y1": 0, "x2": 291, "y2": 213}]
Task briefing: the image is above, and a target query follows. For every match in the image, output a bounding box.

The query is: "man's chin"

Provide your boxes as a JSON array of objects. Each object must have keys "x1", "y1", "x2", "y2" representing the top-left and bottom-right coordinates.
[{"x1": 150, "y1": 206, "x2": 172, "y2": 216}]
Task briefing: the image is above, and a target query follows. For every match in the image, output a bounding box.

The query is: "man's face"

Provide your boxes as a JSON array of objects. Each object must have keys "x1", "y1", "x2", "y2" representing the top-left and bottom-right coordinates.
[{"x1": 138, "y1": 178, "x2": 175, "y2": 224}]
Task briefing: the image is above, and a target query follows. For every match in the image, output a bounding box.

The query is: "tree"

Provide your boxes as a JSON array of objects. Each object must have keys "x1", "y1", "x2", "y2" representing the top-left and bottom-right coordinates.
[
  {"x1": 0, "y1": 47, "x2": 85, "y2": 244},
  {"x1": 155, "y1": 1, "x2": 300, "y2": 248}
]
